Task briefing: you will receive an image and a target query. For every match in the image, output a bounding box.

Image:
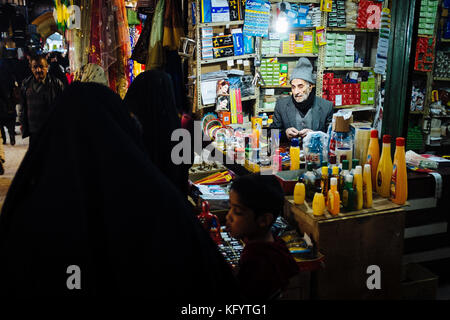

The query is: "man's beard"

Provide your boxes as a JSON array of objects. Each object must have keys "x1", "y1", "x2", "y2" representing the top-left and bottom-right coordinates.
[{"x1": 294, "y1": 92, "x2": 310, "y2": 103}]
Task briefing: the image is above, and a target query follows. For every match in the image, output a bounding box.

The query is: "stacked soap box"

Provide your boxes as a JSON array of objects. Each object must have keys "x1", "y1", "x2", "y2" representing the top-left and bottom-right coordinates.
[
  {"x1": 418, "y1": 0, "x2": 438, "y2": 35},
  {"x1": 328, "y1": 0, "x2": 346, "y2": 28},
  {"x1": 280, "y1": 32, "x2": 314, "y2": 54},
  {"x1": 201, "y1": 27, "x2": 214, "y2": 59},
  {"x1": 360, "y1": 73, "x2": 376, "y2": 105},
  {"x1": 261, "y1": 58, "x2": 281, "y2": 86},
  {"x1": 325, "y1": 33, "x2": 354, "y2": 67},
  {"x1": 262, "y1": 39, "x2": 281, "y2": 55},
  {"x1": 322, "y1": 73, "x2": 361, "y2": 106},
  {"x1": 414, "y1": 37, "x2": 435, "y2": 72}
]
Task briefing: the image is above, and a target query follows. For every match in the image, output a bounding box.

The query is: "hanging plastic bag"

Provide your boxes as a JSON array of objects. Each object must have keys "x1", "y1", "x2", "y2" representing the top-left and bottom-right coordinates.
[{"x1": 303, "y1": 131, "x2": 329, "y2": 166}]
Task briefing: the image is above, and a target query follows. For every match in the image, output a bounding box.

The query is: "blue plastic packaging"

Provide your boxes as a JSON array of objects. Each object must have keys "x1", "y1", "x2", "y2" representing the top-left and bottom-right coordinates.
[
  {"x1": 232, "y1": 29, "x2": 244, "y2": 56},
  {"x1": 243, "y1": 35, "x2": 255, "y2": 54},
  {"x1": 201, "y1": 0, "x2": 212, "y2": 23}
]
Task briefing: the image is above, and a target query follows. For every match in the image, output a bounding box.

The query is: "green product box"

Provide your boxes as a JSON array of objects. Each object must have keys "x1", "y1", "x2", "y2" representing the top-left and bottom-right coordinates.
[
  {"x1": 337, "y1": 34, "x2": 347, "y2": 41},
  {"x1": 360, "y1": 93, "x2": 368, "y2": 105},
  {"x1": 325, "y1": 57, "x2": 335, "y2": 65},
  {"x1": 422, "y1": 0, "x2": 428, "y2": 4},
  {"x1": 335, "y1": 49, "x2": 346, "y2": 57},
  {"x1": 419, "y1": 10, "x2": 428, "y2": 17},
  {"x1": 260, "y1": 67, "x2": 268, "y2": 72},
  {"x1": 262, "y1": 40, "x2": 271, "y2": 48},
  {"x1": 361, "y1": 82, "x2": 368, "y2": 93},
  {"x1": 427, "y1": 6, "x2": 436, "y2": 13},
  {"x1": 427, "y1": 11, "x2": 436, "y2": 18},
  {"x1": 426, "y1": 17, "x2": 435, "y2": 24},
  {"x1": 368, "y1": 81, "x2": 375, "y2": 90},
  {"x1": 324, "y1": 61, "x2": 334, "y2": 68},
  {"x1": 344, "y1": 62, "x2": 354, "y2": 68},
  {"x1": 419, "y1": 23, "x2": 427, "y2": 29},
  {"x1": 280, "y1": 63, "x2": 288, "y2": 73},
  {"x1": 345, "y1": 56, "x2": 354, "y2": 63},
  {"x1": 426, "y1": 23, "x2": 435, "y2": 29},
  {"x1": 335, "y1": 57, "x2": 345, "y2": 67},
  {"x1": 326, "y1": 33, "x2": 336, "y2": 40},
  {"x1": 271, "y1": 40, "x2": 280, "y2": 47}
]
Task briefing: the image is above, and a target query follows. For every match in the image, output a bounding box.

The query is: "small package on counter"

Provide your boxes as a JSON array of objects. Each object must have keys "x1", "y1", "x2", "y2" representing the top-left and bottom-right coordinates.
[{"x1": 303, "y1": 131, "x2": 329, "y2": 166}]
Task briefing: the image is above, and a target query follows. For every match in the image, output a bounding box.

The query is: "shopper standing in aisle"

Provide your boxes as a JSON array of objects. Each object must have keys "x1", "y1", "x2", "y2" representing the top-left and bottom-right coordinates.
[
  {"x1": 0, "y1": 82, "x2": 238, "y2": 299},
  {"x1": 0, "y1": 58, "x2": 17, "y2": 146},
  {"x1": 270, "y1": 57, "x2": 334, "y2": 140},
  {"x1": 123, "y1": 70, "x2": 192, "y2": 195},
  {"x1": 19, "y1": 54, "x2": 65, "y2": 146}
]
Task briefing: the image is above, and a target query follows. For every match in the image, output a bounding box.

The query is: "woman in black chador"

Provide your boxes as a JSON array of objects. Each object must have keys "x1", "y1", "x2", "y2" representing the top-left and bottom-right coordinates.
[
  {"x1": 0, "y1": 82, "x2": 237, "y2": 298},
  {"x1": 123, "y1": 70, "x2": 191, "y2": 195}
]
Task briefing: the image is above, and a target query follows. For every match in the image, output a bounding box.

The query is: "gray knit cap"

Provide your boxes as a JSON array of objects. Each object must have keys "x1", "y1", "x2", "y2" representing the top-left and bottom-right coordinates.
[{"x1": 289, "y1": 57, "x2": 315, "y2": 84}]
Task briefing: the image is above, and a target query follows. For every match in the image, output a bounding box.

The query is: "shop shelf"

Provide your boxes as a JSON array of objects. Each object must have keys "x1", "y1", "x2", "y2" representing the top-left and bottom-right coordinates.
[
  {"x1": 441, "y1": 38, "x2": 450, "y2": 43},
  {"x1": 327, "y1": 27, "x2": 379, "y2": 33},
  {"x1": 409, "y1": 111, "x2": 425, "y2": 115},
  {"x1": 261, "y1": 85, "x2": 290, "y2": 89},
  {"x1": 201, "y1": 95, "x2": 257, "y2": 108},
  {"x1": 324, "y1": 67, "x2": 373, "y2": 71},
  {"x1": 334, "y1": 105, "x2": 376, "y2": 112},
  {"x1": 433, "y1": 77, "x2": 450, "y2": 82},
  {"x1": 198, "y1": 20, "x2": 244, "y2": 28},
  {"x1": 200, "y1": 53, "x2": 257, "y2": 64},
  {"x1": 261, "y1": 53, "x2": 318, "y2": 58}
]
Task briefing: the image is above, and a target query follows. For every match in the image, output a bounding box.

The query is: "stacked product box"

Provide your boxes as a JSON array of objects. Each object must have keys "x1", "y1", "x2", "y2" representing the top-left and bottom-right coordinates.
[
  {"x1": 357, "y1": 0, "x2": 382, "y2": 29},
  {"x1": 213, "y1": 33, "x2": 235, "y2": 58},
  {"x1": 322, "y1": 73, "x2": 361, "y2": 106},
  {"x1": 328, "y1": 0, "x2": 346, "y2": 28},
  {"x1": 261, "y1": 39, "x2": 281, "y2": 55},
  {"x1": 260, "y1": 59, "x2": 281, "y2": 86},
  {"x1": 414, "y1": 37, "x2": 435, "y2": 72},
  {"x1": 325, "y1": 33, "x2": 350, "y2": 67},
  {"x1": 360, "y1": 74, "x2": 376, "y2": 105},
  {"x1": 201, "y1": 27, "x2": 214, "y2": 59},
  {"x1": 302, "y1": 31, "x2": 314, "y2": 54},
  {"x1": 418, "y1": 0, "x2": 438, "y2": 35},
  {"x1": 279, "y1": 63, "x2": 288, "y2": 86}
]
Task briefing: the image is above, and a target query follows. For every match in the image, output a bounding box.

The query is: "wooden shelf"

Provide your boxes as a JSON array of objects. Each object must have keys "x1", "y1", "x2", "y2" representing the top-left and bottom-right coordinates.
[
  {"x1": 409, "y1": 111, "x2": 425, "y2": 115},
  {"x1": 200, "y1": 54, "x2": 257, "y2": 65},
  {"x1": 433, "y1": 77, "x2": 450, "y2": 82},
  {"x1": 261, "y1": 53, "x2": 318, "y2": 58},
  {"x1": 257, "y1": 108, "x2": 275, "y2": 113},
  {"x1": 334, "y1": 105, "x2": 376, "y2": 112},
  {"x1": 198, "y1": 20, "x2": 244, "y2": 28},
  {"x1": 441, "y1": 38, "x2": 450, "y2": 43},
  {"x1": 201, "y1": 95, "x2": 257, "y2": 108},
  {"x1": 261, "y1": 85, "x2": 290, "y2": 89},
  {"x1": 327, "y1": 27, "x2": 379, "y2": 33},
  {"x1": 324, "y1": 67, "x2": 373, "y2": 71}
]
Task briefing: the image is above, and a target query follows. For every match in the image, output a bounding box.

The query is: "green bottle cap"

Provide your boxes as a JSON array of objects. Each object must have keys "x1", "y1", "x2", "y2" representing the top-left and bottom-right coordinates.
[
  {"x1": 307, "y1": 162, "x2": 314, "y2": 171},
  {"x1": 321, "y1": 161, "x2": 328, "y2": 167},
  {"x1": 342, "y1": 159, "x2": 349, "y2": 170},
  {"x1": 352, "y1": 159, "x2": 359, "y2": 167}
]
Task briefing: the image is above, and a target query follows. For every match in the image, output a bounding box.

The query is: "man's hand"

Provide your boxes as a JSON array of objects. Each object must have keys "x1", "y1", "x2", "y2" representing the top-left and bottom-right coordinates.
[
  {"x1": 286, "y1": 127, "x2": 300, "y2": 140},
  {"x1": 299, "y1": 128, "x2": 313, "y2": 138}
]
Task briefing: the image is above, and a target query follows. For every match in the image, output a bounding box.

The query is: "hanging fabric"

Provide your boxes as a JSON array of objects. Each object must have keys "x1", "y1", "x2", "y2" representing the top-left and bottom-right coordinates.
[
  {"x1": 162, "y1": 0, "x2": 184, "y2": 51},
  {"x1": 145, "y1": 0, "x2": 165, "y2": 70}
]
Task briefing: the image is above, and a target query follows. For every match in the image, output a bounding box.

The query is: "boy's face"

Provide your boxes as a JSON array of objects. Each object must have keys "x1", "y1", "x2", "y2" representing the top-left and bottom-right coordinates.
[{"x1": 226, "y1": 190, "x2": 260, "y2": 240}]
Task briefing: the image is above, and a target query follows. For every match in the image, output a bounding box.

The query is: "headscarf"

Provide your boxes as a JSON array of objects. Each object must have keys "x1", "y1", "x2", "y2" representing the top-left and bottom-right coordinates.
[
  {"x1": 123, "y1": 70, "x2": 191, "y2": 195},
  {"x1": 0, "y1": 82, "x2": 237, "y2": 298},
  {"x1": 72, "y1": 63, "x2": 108, "y2": 86}
]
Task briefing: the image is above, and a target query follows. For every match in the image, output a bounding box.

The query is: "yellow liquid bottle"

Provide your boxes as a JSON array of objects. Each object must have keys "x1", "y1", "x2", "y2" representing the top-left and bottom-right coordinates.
[
  {"x1": 376, "y1": 135, "x2": 393, "y2": 198},
  {"x1": 290, "y1": 138, "x2": 300, "y2": 170},
  {"x1": 363, "y1": 164, "x2": 373, "y2": 208},
  {"x1": 294, "y1": 180, "x2": 306, "y2": 205},
  {"x1": 320, "y1": 166, "x2": 329, "y2": 198},
  {"x1": 327, "y1": 177, "x2": 340, "y2": 216},
  {"x1": 353, "y1": 165, "x2": 363, "y2": 210},
  {"x1": 391, "y1": 137, "x2": 408, "y2": 205},
  {"x1": 366, "y1": 129, "x2": 380, "y2": 188},
  {"x1": 312, "y1": 188, "x2": 325, "y2": 216}
]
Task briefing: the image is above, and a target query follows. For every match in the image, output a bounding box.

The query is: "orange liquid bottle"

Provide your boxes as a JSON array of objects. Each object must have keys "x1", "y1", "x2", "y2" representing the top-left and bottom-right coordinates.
[
  {"x1": 366, "y1": 129, "x2": 380, "y2": 188},
  {"x1": 391, "y1": 137, "x2": 408, "y2": 205},
  {"x1": 327, "y1": 177, "x2": 340, "y2": 216},
  {"x1": 376, "y1": 135, "x2": 393, "y2": 198}
]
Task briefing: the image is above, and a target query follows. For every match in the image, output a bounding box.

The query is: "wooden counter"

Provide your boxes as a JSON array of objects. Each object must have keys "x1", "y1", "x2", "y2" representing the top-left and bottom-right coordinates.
[{"x1": 284, "y1": 195, "x2": 407, "y2": 300}]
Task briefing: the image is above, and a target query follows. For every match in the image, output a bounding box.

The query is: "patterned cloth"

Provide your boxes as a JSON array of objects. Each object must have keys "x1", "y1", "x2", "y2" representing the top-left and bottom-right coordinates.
[{"x1": 72, "y1": 63, "x2": 108, "y2": 86}]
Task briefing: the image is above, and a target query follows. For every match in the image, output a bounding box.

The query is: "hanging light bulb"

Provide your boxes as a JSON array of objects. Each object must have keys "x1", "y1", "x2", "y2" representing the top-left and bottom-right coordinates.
[{"x1": 276, "y1": 11, "x2": 288, "y2": 34}]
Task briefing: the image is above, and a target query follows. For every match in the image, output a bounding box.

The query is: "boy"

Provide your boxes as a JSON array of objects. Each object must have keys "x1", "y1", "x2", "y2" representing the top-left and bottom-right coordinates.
[{"x1": 226, "y1": 174, "x2": 299, "y2": 300}]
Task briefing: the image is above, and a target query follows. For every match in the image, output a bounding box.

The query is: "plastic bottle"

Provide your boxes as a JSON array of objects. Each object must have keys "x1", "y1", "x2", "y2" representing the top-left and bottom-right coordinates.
[
  {"x1": 353, "y1": 165, "x2": 363, "y2": 210},
  {"x1": 327, "y1": 177, "x2": 340, "y2": 216},
  {"x1": 312, "y1": 187, "x2": 326, "y2": 216},
  {"x1": 331, "y1": 165, "x2": 339, "y2": 181},
  {"x1": 290, "y1": 138, "x2": 300, "y2": 170},
  {"x1": 363, "y1": 164, "x2": 373, "y2": 208},
  {"x1": 339, "y1": 159, "x2": 350, "y2": 198},
  {"x1": 294, "y1": 178, "x2": 306, "y2": 205},
  {"x1": 376, "y1": 134, "x2": 393, "y2": 198},
  {"x1": 350, "y1": 158, "x2": 359, "y2": 174},
  {"x1": 366, "y1": 129, "x2": 380, "y2": 188},
  {"x1": 342, "y1": 174, "x2": 355, "y2": 211},
  {"x1": 320, "y1": 166, "x2": 329, "y2": 199},
  {"x1": 303, "y1": 162, "x2": 317, "y2": 201},
  {"x1": 328, "y1": 154, "x2": 337, "y2": 176},
  {"x1": 390, "y1": 137, "x2": 408, "y2": 205},
  {"x1": 339, "y1": 154, "x2": 347, "y2": 168}
]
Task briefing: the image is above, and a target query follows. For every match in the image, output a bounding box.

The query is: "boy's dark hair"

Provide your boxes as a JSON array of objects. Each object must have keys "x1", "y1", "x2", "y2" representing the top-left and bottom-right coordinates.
[
  {"x1": 230, "y1": 174, "x2": 285, "y2": 221},
  {"x1": 30, "y1": 54, "x2": 48, "y2": 65}
]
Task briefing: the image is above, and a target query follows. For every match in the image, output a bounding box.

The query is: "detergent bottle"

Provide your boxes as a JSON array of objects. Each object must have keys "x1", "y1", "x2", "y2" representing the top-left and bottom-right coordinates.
[
  {"x1": 312, "y1": 187, "x2": 325, "y2": 216},
  {"x1": 304, "y1": 162, "x2": 317, "y2": 201},
  {"x1": 391, "y1": 137, "x2": 408, "y2": 205},
  {"x1": 294, "y1": 177, "x2": 306, "y2": 205},
  {"x1": 339, "y1": 159, "x2": 350, "y2": 198},
  {"x1": 342, "y1": 174, "x2": 355, "y2": 211},
  {"x1": 363, "y1": 163, "x2": 373, "y2": 208},
  {"x1": 353, "y1": 165, "x2": 363, "y2": 210},
  {"x1": 290, "y1": 138, "x2": 300, "y2": 170},
  {"x1": 366, "y1": 129, "x2": 380, "y2": 188},
  {"x1": 376, "y1": 135, "x2": 393, "y2": 198},
  {"x1": 327, "y1": 177, "x2": 340, "y2": 216}
]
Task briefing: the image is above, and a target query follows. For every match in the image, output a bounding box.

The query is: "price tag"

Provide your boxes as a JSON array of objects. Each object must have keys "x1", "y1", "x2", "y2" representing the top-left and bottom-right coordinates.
[
  {"x1": 237, "y1": 59, "x2": 243, "y2": 64},
  {"x1": 243, "y1": 60, "x2": 250, "y2": 66},
  {"x1": 227, "y1": 60, "x2": 234, "y2": 67},
  {"x1": 265, "y1": 89, "x2": 275, "y2": 96},
  {"x1": 335, "y1": 95, "x2": 343, "y2": 106}
]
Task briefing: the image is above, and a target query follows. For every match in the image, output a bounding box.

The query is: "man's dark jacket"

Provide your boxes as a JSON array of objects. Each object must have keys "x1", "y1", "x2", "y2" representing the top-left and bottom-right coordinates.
[{"x1": 20, "y1": 74, "x2": 64, "y2": 138}]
